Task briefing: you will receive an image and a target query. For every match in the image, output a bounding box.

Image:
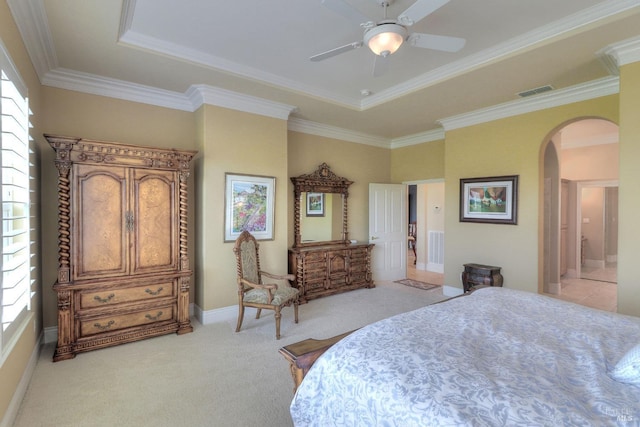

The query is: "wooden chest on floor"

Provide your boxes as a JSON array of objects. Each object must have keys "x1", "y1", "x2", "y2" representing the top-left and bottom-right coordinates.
[{"x1": 461, "y1": 263, "x2": 503, "y2": 293}]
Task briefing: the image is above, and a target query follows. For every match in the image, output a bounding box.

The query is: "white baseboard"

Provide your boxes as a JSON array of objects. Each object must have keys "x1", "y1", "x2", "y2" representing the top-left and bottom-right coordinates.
[
  {"x1": 548, "y1": 282, "x2": 561, "y2": 295},
  {"x1": 44, "y1": 326, "x2": 57, "y2": 344},
  {"x1": 427, "y1": 263, "x2": 444, "y2": 274},
  {"x1": 0, "y1": 333, "x2": 42, "y2": 427},
  {"x1": 442, "y1": 285, "x2": 464, "y2": 298},
  {"x1": 194, "y1": 304, "x2": 238, "y2": 325},
  {"x1": 584, "y1": 259, "x2": 605, "y2": 269}
]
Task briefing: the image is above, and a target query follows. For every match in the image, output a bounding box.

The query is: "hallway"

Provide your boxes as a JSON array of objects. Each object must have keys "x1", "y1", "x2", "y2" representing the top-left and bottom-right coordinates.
[{"x1": 406, "y1": 251, "x2": 617, "y2": 313}]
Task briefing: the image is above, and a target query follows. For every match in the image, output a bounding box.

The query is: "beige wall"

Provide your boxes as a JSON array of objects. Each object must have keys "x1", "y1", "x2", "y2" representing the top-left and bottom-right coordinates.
[
  {"x1": 196, "y1": 105, "x2": 290, "y2": 311},
  {"x1": 443, "y1": 96, "x2": 619, "y2": 298},
  {"x1": 618, "y1": 61, "x2": 640, "y2": 316},
  {"x1": 561, "y1": 143, "x2": 619, "y2": 181},
  {"x1": 391, "y1": 139, "x2": 444, "y2": 183}
]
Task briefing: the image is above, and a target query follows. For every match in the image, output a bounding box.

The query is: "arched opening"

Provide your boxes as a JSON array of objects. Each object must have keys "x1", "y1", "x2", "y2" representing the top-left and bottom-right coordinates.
[{"x1": 541, "y1": 118, "x2": 618, "y2": 311}]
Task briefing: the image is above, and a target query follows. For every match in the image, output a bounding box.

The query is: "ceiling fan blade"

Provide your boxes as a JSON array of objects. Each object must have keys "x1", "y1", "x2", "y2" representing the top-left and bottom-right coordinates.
[
  {"x1": 398, "y1": 0, "x2": 449, "y2": 26},
  {"x1": 408, "y1": 33, "x2": 465, "y2": 52},
  {"x1": 321, "y1": 0, "x2": 371, "y2": 26},
  {"x1": 372, "y1": 54, "x2": 390, "y2": 77},
  {"x1": 310, "y1": 41, "x2": 363, "y2": 62}
]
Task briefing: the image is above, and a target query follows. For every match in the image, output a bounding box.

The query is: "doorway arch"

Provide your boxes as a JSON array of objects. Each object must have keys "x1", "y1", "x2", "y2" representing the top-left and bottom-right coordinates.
[{"x1": 540, "y1": 117, "x2": 619, "y2": 302}]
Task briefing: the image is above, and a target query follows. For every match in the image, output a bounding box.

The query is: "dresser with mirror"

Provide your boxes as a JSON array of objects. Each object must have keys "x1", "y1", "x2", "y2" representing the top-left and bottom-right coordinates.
[{"x1": 289, "y1": 163, "x2": 374, "y2": 303}]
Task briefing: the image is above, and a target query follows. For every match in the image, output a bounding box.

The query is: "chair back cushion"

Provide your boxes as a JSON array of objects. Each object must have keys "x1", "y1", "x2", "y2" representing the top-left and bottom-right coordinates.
[{"x1": 240, "y1": 239, "x2": 260, "y2": 286}]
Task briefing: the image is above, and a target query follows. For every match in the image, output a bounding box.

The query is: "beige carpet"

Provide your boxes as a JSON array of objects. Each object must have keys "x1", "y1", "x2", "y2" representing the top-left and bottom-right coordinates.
[{"x1": 13, "y1": 281, "x2": 448, "y2": 427}]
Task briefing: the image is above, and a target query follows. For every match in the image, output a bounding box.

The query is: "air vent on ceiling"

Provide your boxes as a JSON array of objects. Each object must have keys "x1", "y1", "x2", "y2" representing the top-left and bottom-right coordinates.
[{"x1": 517, "y1": 85, "x2": 554, "y2": 98}]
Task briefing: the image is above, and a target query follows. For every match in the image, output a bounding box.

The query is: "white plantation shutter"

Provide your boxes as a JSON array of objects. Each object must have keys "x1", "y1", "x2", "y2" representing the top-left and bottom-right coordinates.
[{"x1": 0, "y1": 39, "x2": 32, "y2": 355}]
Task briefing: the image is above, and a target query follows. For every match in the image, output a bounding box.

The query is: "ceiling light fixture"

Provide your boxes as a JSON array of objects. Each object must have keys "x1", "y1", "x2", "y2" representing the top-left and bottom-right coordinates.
[{"x1": 364, "y1": 23, "x2": 407, "y2": 56}]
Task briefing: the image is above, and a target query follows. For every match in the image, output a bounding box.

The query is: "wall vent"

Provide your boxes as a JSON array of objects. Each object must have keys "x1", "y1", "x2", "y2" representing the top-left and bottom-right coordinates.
[{"x1": 517, "y1": 85, "x2": 554, "y2": 98}]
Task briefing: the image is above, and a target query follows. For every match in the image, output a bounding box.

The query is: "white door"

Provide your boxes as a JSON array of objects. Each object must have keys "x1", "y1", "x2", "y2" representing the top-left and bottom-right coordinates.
[{"x1": 369, "y1": 183, "x2": 407, "y2": 281}]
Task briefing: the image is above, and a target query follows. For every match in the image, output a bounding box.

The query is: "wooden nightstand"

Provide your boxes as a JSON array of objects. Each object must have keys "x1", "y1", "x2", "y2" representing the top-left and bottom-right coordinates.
[{"x1": 462, "y1": 263, "x2": 503, "y2": 293}]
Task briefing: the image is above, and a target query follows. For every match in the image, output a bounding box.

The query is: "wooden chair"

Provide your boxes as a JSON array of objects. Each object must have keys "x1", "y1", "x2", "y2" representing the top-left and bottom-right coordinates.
[{"x1": 233, "y1": 230, "x2": 299, "y2": 339}]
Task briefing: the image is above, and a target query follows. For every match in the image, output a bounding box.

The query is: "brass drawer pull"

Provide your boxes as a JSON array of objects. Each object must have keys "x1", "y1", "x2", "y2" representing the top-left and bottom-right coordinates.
[
  {"x1": 145, "y1": 311, "x2": 163, "y2": 321},
  {"x1": 145, "y1": 287, "x2": 164, "y2": 296},
  {"x1": 93, "y1": 320, "x2": 115, "y2": 331},
  {"x1": 93, "y1": 294, "x2": 115, "y2": 304}
]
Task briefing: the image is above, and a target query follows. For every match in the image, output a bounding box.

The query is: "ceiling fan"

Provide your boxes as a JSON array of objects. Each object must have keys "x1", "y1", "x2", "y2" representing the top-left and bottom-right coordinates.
[{"x1": 311, "y1": 0, "x2": 466, "y2": 76}]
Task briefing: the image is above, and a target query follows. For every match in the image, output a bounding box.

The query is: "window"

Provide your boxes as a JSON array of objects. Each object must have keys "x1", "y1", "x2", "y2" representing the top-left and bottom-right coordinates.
[{"x1": 1, "y1": 39, "x2": 32, "y2": 357}]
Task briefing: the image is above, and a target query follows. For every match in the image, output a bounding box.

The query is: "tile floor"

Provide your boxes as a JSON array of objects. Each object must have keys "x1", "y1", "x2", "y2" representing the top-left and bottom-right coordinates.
[{"x1": 406, "y1": 250, "x2": 617, "y2": 313}]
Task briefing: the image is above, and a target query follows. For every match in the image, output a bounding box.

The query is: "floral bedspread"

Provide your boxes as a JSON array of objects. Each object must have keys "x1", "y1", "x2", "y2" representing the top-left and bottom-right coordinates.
[{"x1": 290, "y1": 287, "x2": 640, "y2": 426}]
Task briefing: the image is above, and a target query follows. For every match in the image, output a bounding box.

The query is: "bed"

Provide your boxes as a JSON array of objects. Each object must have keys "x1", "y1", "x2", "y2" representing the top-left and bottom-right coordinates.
[{"x1": 288, "y1": 287, "x2": 640, "y2": 426}]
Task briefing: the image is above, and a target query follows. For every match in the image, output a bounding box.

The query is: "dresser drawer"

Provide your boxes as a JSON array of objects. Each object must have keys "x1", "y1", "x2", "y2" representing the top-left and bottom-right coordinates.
[
  {"x1": 80, "y1": 280, "x2": 176, "y2": 309},
  {"x1": 301, "y1": 251, "x2": 326, "y2": 262},
  {"x1": 349, "y1": 247, "x2": 368, "y2": 257},
  {"x1": 79, "y1": 304, "x2": 176, "y2": 337},
  {"x1": 350, "y1": 263, "x2": 368, "y2": 273},
  {"x1": 305, "y1": 279, "x2": 326, "y2": 292},
  {"x1": 350, "y1": 272, "x2": 369, "y2": 283}
]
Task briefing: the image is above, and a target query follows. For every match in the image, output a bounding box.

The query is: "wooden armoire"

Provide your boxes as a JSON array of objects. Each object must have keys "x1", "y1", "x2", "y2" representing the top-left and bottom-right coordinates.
[{"x1": 46, "y1": 134, "x2": 197, "y2": 361}]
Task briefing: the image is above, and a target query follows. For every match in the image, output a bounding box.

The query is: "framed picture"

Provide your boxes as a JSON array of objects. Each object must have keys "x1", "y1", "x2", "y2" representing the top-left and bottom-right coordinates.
[
  {"x1": 460, "y1": 175, "x2": 518, "y2": 224},
  {"x1": 306, "y1": 192, "x2": 325, "y2": 217},
  {"x1": 224, "y1": 173, "x2": 275, "y2": 242}
]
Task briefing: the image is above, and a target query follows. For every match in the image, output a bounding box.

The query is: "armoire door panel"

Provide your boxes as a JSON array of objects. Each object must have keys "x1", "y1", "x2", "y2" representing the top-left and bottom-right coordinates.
[
  {"x1": 73, "y1": 164, "x2": 128, "y2": 280},
  {"x1": 132, "y1": 169, "x2": 178, "y2": 273}
]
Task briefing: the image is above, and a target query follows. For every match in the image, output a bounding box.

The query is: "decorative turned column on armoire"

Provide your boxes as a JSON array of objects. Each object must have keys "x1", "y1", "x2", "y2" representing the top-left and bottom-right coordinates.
[{"x1": 46, "y1": 134, "x2": 197, "y2": 361}]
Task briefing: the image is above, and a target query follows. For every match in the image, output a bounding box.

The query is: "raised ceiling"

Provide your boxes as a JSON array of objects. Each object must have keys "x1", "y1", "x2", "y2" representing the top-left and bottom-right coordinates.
[{"x1": 8, "y1": 0, "x2": 640, "y2": 145}]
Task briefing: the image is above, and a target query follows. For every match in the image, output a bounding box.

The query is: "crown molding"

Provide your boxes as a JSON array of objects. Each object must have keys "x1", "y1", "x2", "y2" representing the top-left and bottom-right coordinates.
[
  {"x1": 438, "y1": 76, "x2": 619, "y2": 131},
  {"x1": 42, "y1": 68, "x2": 297, "y2": 119},
  {"x1": 42, "y1": 68, "x2": 195, "y2": 111},
  {"x1": 599, "y1": 35, "x2": 640, "y2": 67},
  {"x1": 186, "y1": 85, "x2": 297, "y2": 120},
  {"x1": 40, "y1": 68, "x2": 621, "y2": 148},
  {"x1": 390, "y1": 129, "x2": 445, "y2": 149},
  {"x1": 288, "y1": 118, "x2": 390, "y2": 148},
  {"x1": 6, "y1": 0, "x2": 58, "y2": 80}
]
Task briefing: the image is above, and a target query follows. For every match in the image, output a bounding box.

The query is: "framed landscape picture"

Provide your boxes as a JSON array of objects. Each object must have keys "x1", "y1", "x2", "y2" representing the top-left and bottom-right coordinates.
[
  {"x1": 306, "y1": 192, "x2": 324, "y2": 217},
  {"x1": 460, "y1": 175, "x2": 518, "y2": 224},
  {"x1": 224, "y1": 173, "x2": 275, "y2": 241}
]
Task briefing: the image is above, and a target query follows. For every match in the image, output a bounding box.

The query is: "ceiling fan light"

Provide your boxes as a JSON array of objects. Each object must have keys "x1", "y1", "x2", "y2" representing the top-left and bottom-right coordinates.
[{"x1": 365, "y1": 23, "x2": 407, "y2": 56}]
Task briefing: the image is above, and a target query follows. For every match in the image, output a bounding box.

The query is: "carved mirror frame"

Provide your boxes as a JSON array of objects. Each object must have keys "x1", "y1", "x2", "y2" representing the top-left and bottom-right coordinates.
[{"x1": 291, "y1": 163, "x2": 352, "y2": 248}]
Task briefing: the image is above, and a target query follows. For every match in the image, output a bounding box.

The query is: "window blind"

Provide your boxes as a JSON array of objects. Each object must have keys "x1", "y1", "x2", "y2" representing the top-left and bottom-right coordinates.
[{"x1": 0, "y1": 39, "x2": 31, "y2": 354}]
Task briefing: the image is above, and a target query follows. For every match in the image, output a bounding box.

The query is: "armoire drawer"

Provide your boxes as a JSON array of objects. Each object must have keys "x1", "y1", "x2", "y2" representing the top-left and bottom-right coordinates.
[
  {"x1": 79, "y1": 280, "x2": 176, "y2": 309},
  {"x1": 79, "y1": 304, "x2": 176, "y2": 337}
]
